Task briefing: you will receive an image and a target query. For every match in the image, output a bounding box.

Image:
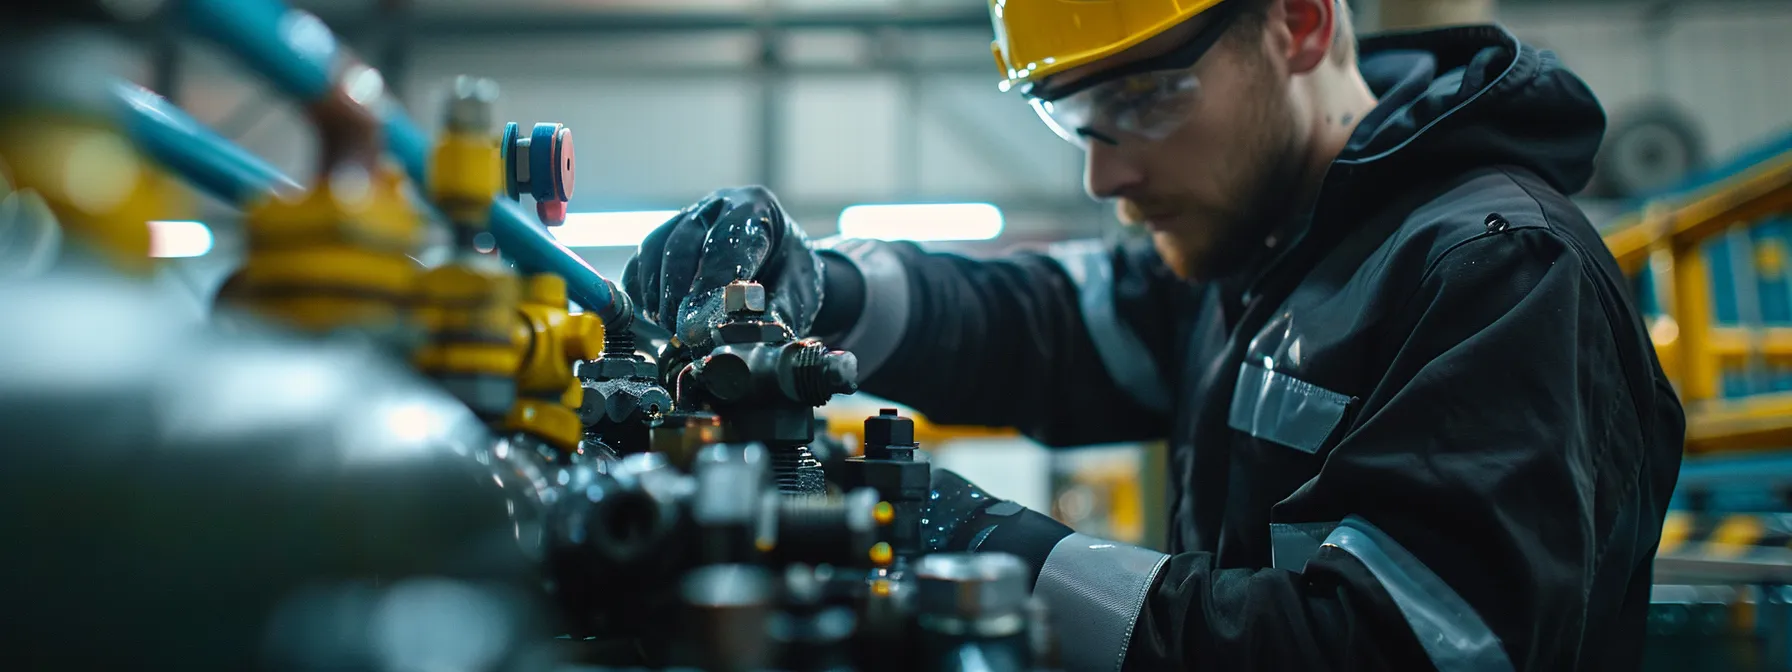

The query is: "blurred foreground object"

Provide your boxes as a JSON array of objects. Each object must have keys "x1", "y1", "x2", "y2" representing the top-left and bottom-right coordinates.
[
  {"x1": 0, "y1": 7, "x2": 557, "y2": 669},
  {"x1": 0, "y1": 270, "x2": 556, "y2": 669}
]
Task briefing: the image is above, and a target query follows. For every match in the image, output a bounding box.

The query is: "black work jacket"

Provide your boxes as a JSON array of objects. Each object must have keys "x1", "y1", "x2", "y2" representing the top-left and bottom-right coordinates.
[{"x1": 846, "y1": 25, "x2": 1685, "y2": 671}]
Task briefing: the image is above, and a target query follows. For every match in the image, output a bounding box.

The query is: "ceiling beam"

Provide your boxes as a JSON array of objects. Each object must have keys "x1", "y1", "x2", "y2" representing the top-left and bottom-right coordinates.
[{"x1": 318, "y1": 8, "x2": 993, "y2": 39}]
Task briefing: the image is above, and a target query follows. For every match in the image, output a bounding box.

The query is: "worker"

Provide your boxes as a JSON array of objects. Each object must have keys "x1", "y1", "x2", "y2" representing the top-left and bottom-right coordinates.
[{"x1": 624, "y1": 0, "x2": 1684, "y2": 668}]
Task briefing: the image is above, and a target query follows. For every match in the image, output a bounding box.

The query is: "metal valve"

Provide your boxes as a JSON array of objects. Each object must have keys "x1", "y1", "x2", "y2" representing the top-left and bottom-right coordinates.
[
  {"x1": 501, "y1": 121, "x2": 576, "y2": 226},
  {"x1": 671, "y1": 280, "x2": 860, "y2": 495}
]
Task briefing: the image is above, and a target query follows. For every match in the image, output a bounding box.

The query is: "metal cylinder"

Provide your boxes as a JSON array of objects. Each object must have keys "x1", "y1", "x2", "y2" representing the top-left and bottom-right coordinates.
[
  {"x1": 580, "y1": 452, "x2": 684, "y2": 565},
  {"x1": 649, "y1": 410, "x2": 724, "y2": 471},
  {"x1": 849, "y1": 409, "x2": 930, "y2": 564},
  {"x1": 680, "y1": 564, "x2": 775, "y2": 672},
  {"x1": 0, "y1": 271, "x2": 555, "y2": 669},
  {"x1": 913, "y1": 553, "x2": 1034, "y2": 672},
  {"x1": 692, "y1": 443, "x2": 776, "y2": 564},
  {"x1": 914, "y1": 553, "x2": 1031, "y2": 631},
  {"x1": 769, "y1": 487, "x2": 880, "y2": 567},
  {"x1": 770, "y1": 564, "x2": 857, "y2": 672}
]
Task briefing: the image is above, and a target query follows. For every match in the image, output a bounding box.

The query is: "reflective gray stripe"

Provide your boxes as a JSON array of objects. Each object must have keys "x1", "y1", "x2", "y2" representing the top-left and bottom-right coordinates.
[
  {"x1": 1045, "y1": 240, "x2": 1171, "y2": 414},
  {"x1": 1228, "y1": 360, "x2": 1351, "y2": 453},
  {"x1": 1270, "y1": 521, "x2": 1340, "y2": 572},
  {"x1": 1033, "y1": 533, "x2": 1168, "y2": 672},
  {"x1": 1323, "y1": 516, "x2": 1515, "y2": 672},
  {"x1": 820, "y1": 238, "x2": 911, "y2": 380}
]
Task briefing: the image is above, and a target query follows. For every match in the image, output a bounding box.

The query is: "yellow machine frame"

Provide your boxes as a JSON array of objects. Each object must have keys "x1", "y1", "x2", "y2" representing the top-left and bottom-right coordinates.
[{"x1": 1604, "y1": 151, "x2": 1792, "y2": 453}]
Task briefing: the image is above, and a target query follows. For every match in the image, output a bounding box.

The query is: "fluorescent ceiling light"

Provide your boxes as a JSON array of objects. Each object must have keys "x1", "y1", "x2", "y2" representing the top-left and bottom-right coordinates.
[
  {"x1": 148, "y1": 220, "x2": 213, "y2": 258},
  {"x1": 838, "y1": 203, "x2": 1004, "y2": 242},
  {"x1": 551, "y1": 210, "x2": 681, "y2": 248}
]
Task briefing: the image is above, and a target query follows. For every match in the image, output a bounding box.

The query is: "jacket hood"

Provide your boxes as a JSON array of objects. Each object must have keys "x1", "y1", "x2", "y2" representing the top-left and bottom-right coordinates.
[
  {"x1": 1337, "y1": 25, "x2": 1606, "y2": 200},
  {"x1": 1237, "y1": 24, "x2": 1604, "y2": 303}
]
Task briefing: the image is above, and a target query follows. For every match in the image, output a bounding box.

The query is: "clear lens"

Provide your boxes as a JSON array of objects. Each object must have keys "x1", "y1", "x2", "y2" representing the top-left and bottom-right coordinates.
[
  {"x1": 1029, "y1": 70, "x2": 1202, "y2": 148},
  {"x1": 1029, "y1": 97, "x2": 1088, "y2": 148}
]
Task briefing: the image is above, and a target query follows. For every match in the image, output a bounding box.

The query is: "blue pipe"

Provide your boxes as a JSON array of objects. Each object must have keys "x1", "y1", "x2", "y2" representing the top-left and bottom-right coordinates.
[
  {"x1": 113, "y1": 82, "x2": 298, "y2": 206},
  {"x1": 173, "y1": 0, "x2": 624, "y2": 319},
  {"x1": 385, "y1": 112, "x2": 431, "y2": 191},
  {"x1": 118, "y1": 71, "x2": 623, "y2": 319},
  {"x1": 176, "y1": 0, "x2": 433, "y2": 188},
  {"x1": 177, "y1": 0, "x2": 334, "y2": 101},
  {"x1": 488, "y1": 200, "x2": 626, "y2": 323}
]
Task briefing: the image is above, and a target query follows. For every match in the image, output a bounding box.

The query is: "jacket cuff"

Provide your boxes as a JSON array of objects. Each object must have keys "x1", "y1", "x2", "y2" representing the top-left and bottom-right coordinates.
[
  {"x1": 959, "y1": 502, "x2": 1074, "y2": 587},
  {"x1": 813, "y1": 239, "x2": 910, "y2": 380},
  {"x1": 1033, "y1": 533, "x2": 1169, "y2": 672}
]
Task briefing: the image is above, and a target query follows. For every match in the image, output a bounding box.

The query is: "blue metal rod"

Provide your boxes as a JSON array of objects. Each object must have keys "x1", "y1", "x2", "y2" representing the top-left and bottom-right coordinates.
[
  {"x1": 488, "y1": 199, "x2": 625, "y2": 323},
  {"x1": 385, "y1": 111, "x2": 431, "y2": 191},
  {"x1": 177, "y1": 0, "x2": 335, "y2": 101},
  {"x1": 114, "y1": 82, "x2": 298, "y2": 207}
]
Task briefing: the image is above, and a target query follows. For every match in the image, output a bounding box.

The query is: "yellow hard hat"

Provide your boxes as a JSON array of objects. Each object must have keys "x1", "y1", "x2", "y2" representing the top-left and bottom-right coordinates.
[{"x1": 990, "y1": 0, "x2": 1230, "y2": 93}]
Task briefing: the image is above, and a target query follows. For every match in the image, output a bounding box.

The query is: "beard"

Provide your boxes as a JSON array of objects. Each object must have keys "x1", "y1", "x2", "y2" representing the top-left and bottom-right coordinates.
[
  {"x1": 1117, "y1": 144, "x2": 1300, "y2": 282},
  {"x1": 1117, "y1": 59, "x2": 1304, "y2": 282}
]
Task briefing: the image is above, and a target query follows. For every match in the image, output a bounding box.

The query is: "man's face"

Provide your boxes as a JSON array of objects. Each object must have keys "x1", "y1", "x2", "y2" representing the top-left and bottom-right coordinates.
[{"x1": 1044, "y1": 13, "x2": 1303, "y2": 281}]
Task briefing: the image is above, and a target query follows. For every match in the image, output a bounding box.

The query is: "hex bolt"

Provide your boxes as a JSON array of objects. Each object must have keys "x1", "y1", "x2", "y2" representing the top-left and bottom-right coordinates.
[
  {"x1": 446, "y1": 76, "x2": 498, "y2": 133},
  {"x1": 863, "y1": 407, "x2": 916, "y2": 460},
  {"x1": 723, "y1": 281, "x2": 768, "y2": 315}
]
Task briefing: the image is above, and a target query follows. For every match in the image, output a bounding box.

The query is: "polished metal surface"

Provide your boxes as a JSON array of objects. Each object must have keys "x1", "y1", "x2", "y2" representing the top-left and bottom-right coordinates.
[
  {"x1": 915, "y1": 553, "x2": 1031, "y2": 620},
  {"x1": 1654, "y1": 551, "x2": 1792, "y2": 585},
  {"x1": 0, "y1": 268, "x2": 558, "y2": 670}
]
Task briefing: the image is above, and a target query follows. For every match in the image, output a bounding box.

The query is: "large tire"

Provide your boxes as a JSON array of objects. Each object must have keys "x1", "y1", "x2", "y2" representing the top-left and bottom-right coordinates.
[{"x1": 1592, "y1": 101, "x2": 1706, "y2": 199}]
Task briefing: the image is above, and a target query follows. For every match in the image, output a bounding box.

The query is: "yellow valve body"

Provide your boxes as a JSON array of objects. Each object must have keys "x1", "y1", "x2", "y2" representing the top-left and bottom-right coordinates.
[
  {"x1": 418, "y1": 123, "x2": 520, "y2": 418},
  {"x1": 428, "y1": 133, "x2": 502, "y2": 225},
  {"x1": 242, "y1": 165, "x2": 422, "y2": 333},
  {"x1": 0, "y1": 115, "x2": 164, "y2": 274},
  {"x1": 506, "y1": 273, "x2": 606, "y2": 453},
  {"x1": 414, "y1": 264, "x2": 524, "y2": 380},
  {"x1": 504, "y1": 398, "x2": 584, "y2": 454}
]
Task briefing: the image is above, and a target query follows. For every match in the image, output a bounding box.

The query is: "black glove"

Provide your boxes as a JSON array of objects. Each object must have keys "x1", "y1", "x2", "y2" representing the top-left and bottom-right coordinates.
[
  {"x1": 621, "y1": 186, "x2": 824, "y2": 352},
  {"x1": 925, "y1": 467, "x2": 1074, "y2": 586}
]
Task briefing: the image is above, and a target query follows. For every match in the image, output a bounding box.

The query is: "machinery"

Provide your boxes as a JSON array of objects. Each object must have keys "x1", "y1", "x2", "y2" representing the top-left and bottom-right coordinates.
[
  {"x1": 1600, "y1": 113, "x2": 1792, "y2": 670},
  {"x1": 0, "y1": 3, "x2": 1060, "y2": 670}
]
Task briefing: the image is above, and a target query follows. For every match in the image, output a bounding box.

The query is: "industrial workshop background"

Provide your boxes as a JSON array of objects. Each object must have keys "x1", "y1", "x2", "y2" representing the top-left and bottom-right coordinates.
[{"x1": 118, "y1": 0, "x2": 1792, "y2": 665}]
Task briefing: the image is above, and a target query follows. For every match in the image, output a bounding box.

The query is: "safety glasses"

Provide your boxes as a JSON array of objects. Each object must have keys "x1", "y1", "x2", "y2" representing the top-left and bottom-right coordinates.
[{"x1": 1023, "y1": 0, "x2": 1244, "y2": 149}]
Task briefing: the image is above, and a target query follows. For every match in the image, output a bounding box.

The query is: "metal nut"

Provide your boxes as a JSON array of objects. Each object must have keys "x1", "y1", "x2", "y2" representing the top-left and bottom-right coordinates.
[
  {"x1": 582, "y1": 356, "x2": 657, "y2": 382},
  {"x1": 603, "y1": 385, "x2": 644, "y2": 423},
  {"x1": 445, "y1": 76, "x2": 498, "y2": 133},
  {"x1": 723, "y1": 281, "x2": 768, "y2": 314}
]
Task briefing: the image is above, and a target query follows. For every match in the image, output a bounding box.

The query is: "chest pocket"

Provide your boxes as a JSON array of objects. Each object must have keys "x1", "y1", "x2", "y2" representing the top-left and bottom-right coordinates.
[{"x1": 1228, "y1": 360, "x2": 1353, "y2": 454}]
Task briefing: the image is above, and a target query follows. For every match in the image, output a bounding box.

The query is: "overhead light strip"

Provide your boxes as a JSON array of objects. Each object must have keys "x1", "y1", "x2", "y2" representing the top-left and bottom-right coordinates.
[
  {"x1": 148, "y1": 220, "x2": 215, "y2": 258},
  {"x1": 838, "y1": 203, "x2": 1004, "y2": 242}
]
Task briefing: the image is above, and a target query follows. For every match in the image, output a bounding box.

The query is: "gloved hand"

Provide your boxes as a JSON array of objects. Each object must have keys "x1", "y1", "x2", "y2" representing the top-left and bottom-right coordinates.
[
  {"x1": 621, "y1": 186, "x2": 824, "y2": 352},
  {"x1": 926, "y1": 467, "x2": 1074, "y2": 586}
]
